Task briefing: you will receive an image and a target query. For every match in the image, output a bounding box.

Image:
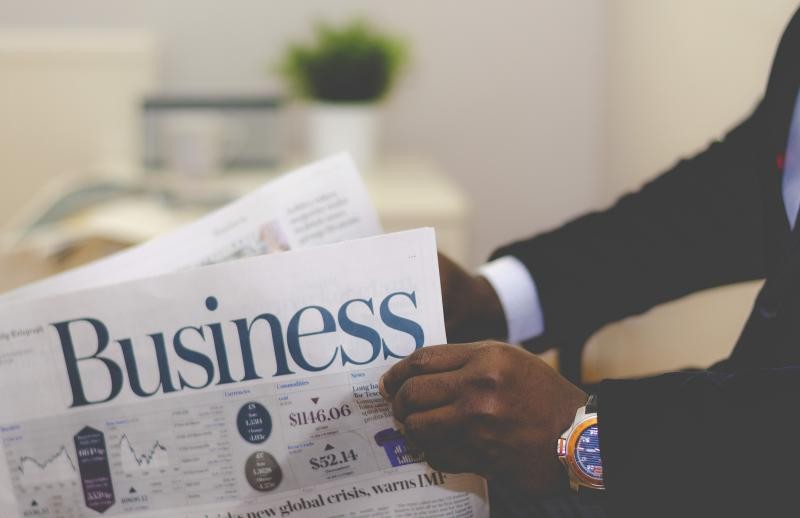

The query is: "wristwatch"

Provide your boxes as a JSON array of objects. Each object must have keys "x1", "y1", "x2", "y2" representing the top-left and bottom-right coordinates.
[{"x1": 557, "y1": 394, "x2": 605, "y2": 499}]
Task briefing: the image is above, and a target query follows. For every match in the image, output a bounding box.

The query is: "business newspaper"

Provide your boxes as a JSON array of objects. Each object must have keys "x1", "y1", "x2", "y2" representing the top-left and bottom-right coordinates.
[
  {"x1": 0, "y1": 153, "x2": 381, "y2": 305},
  {"x1": 0, "y1": 229, "x2": 490, "y2": 517}
]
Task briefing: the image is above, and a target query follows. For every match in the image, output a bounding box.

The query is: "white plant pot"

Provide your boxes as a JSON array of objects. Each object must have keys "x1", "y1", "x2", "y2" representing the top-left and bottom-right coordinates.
[{"x1": 308, "y1": 102, "x2": 378, "y2": 170}]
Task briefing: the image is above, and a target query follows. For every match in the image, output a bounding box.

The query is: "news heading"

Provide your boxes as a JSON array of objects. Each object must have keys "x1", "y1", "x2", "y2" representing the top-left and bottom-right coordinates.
[{"x1": 56, "y1": 290, "x2": 426, "y2": 408}]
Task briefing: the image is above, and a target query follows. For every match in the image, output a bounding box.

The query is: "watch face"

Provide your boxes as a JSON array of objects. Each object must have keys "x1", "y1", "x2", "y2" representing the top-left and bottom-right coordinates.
[{"x1": 575, "y1": 423, "x2": 603, "y2": 481}]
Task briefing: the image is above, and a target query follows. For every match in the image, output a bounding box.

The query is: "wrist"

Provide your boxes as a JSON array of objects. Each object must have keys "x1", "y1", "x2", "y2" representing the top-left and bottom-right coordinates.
[
  {"x1": 473, "y1": 274, "x2": 508, "y2": 340},
  {"x1": 478, "y1": 256, "x2": 544, "y2": 343}
]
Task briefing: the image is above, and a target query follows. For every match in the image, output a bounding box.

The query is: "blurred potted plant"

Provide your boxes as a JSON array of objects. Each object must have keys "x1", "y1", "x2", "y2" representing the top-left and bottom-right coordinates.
[{"x1": 278, "y1": 19, "x2": 408, "y2": 169}]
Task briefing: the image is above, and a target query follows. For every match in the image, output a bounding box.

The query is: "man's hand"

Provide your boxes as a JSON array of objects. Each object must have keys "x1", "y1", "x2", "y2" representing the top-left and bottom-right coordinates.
[
  {"x1": 379, "y1": 342, "x2": 587, "y2": 496},
  {"x1": 438, "y1": 253, "x2": 506, "y2": 342}
]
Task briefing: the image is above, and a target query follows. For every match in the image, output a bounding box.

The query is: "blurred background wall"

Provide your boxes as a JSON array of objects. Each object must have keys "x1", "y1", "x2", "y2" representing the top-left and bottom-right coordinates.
[
  {"x1": 0, "y1": 0, "x2": 606, "y2": 265},
  {"x1": 2, "y1": 0, "x2": 799, "y2": 378},
  {"x1": 604, "y1": 0, "x2": 799, "y2": 202},
  {"x1": 585, "y1": 0, "x2": 800, "y2": 380}
]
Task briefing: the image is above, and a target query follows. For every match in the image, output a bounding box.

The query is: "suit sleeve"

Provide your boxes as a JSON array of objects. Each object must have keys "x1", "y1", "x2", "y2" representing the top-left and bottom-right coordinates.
[
  {"x1": 490, "y1": 102, "x2": 780, "y2": 344},
  {"x1": 597, "y1": 368, "x2": 796, "y2": 515}
]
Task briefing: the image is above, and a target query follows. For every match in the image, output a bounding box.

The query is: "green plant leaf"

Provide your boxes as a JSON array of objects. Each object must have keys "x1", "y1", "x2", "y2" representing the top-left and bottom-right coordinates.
[{"x1": 276, "y1": 19, "x2": 408, "y2": 102}]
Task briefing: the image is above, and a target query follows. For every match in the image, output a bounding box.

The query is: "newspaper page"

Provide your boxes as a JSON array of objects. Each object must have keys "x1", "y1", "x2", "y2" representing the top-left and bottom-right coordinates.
[
  {"x1": 0, "y1": 229, "x2": 490, "y2": 518},
  {"x1": 0, "y1": 153, "x2": 381, "y2": 305}
]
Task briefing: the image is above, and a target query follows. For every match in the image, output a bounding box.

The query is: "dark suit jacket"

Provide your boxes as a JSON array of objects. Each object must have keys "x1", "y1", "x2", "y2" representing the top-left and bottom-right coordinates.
[{"x1": 492, "y1": 8, "x2": 800, "y2": 517}]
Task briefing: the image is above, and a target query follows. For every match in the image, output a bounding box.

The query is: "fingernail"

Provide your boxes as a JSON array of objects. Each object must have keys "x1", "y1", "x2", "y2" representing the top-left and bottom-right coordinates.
[{"x1": 378, "y1": 375, "x2": 391, "y2": 401}]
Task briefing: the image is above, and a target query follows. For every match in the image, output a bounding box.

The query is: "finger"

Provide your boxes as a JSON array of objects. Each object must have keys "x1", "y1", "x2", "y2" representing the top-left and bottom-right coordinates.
[
  {"x1": 391, "y1": 370, "x2": 461, "y2": 421},
  {"x1": 401, "y1": 406, "x2": 483, "y2": 474},
  {"x1": 437, "y1": 254, "x2": 457, "y2": 296},
  {"x1": 424, "y1": 444, "x2": 476, "y2": 475},
  {"x1": 437, "y1": 252, "x2": 452, "y2": 279},
  {"x1": 402, "y1": 404, "x2": 463, "y2": 446},
  {"x1": 438, "y1": 254, "x2": 464, "y2": 327},
  {"x1": 380, "y1": 345, "x2": 472, "y2": 399}
]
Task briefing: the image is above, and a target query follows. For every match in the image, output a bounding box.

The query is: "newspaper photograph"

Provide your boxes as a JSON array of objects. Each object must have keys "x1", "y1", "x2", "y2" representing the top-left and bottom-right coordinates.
[
  {"x1": 0, "y1": 229, "x2": 490, "y2": 517},
  {"x1": 0, "y1": 153, "x2": 381, "y2": 305}
]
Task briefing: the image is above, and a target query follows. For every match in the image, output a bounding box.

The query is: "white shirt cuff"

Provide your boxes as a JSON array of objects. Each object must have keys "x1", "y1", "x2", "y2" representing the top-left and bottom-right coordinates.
[{"x1": 478, "y1": 256, "x2": 545, "y2": 344}]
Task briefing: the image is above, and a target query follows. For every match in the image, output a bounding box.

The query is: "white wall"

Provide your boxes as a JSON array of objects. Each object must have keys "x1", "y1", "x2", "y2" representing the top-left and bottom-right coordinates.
[
  {"x1": 604, "y1": 0, "x2": 799, "y2": 201},
  {"x1": 0, "y1": 0, "x2": 607, "y2": 266},
  {"x1": 584, "y1": 1, "x2": 799, "y2": 380},
  {"x1": 0, "y1": 31, "x2": 156, "y2": 227}
]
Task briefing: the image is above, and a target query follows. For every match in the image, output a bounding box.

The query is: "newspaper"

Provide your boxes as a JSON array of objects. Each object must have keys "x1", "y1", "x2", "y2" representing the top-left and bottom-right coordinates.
[
  {"x1": 0, "y1": 153, "x2": 381, "y2": 305},
  {"x1": 0, "y1": 229, "x2": 489, "y2": 517}
]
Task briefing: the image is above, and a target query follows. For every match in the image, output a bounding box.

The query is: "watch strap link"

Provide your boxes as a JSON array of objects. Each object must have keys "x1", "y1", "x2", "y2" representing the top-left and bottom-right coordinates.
[{"x1": 585, "y1": 393, "x2": 598, "y2": 414}]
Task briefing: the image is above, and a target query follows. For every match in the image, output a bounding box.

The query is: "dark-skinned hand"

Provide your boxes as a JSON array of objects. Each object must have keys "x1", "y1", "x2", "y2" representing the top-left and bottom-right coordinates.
[
  {"x1": 379, "y1": 341, "x2": 587, "y2": 496},
  {"x1": 438, "y1": 253, "x2": 507, "y2": 343}
]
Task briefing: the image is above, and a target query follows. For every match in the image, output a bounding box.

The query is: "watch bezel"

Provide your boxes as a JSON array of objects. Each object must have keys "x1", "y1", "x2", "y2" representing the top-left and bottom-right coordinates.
[{"x1": 565, "y1": 414, "x2": 604, "y2": 490}]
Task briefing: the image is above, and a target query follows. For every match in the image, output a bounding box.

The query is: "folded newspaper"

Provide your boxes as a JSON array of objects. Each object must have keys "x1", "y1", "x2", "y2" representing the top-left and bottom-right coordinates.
[
  {"x1": 0, "y1": 157, "x2": 490, "y2": 517},
  {"x1": 0, "y1": 154, "x2": 382, "y2": 304}
]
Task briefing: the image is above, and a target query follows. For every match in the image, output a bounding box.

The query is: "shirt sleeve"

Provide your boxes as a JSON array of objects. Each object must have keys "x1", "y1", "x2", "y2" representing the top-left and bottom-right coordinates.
[{"x1": 478, "y1": 255, "x2": 545, "y2": 343}]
